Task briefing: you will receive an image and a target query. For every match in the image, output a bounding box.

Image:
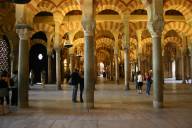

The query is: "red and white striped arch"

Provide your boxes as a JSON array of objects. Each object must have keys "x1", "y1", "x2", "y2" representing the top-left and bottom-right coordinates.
[
  {"x1": 96, "y1": 22, "x2": 124, "y2": 34},
  {"x1": 33, "y1": 23, "x2": 54, "y2": 36},
  {"x1": 96, "y1": 0, "x2": 126, "y2": 17},
  {"x1": 164, "y1": 36, "x2": 182, "y2": 47},
  {"x1": 57, "y1": 1, "x2": 81, "y2": 16},
  {"x1": 164, "y1": 21, "x2": 192, "y2": 38},
  {"x1": 164, "y1": 0, "x2": 192, "y2": 20}
]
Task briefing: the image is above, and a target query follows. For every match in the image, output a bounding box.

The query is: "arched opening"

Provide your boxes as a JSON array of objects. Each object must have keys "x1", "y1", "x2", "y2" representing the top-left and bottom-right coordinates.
[
  {"x1": 29, "y1": 44, "x2": 48, "y2": 83},
  {"x1": 0, "y1": 35, "x2": 10, "y2": 72},
  {"x1": 172, "y1": 60, "x2": 176, "y2": 79},
  {"x1": 31, "y1": 31, "x2": 47, "y2": 42},
  {"x1": 165, "y1": 9, "x2": 183, "y2": 16},
  {"x1": 33, "y1": 11, "x2": 53, "y2": 23},
  {"x1": 131, "y1": 9, "x2": 147, "y2": 15},
  {"x1": 65, "y1": 10, "x2": 82, "y2": 16},
  {"x1": 98, "y1": 9, "x2": 119, "y2": 15}
]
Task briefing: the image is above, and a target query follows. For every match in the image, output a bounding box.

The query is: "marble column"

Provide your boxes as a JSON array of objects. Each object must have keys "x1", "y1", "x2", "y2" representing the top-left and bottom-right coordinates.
[
  {"x1": 69, "y1": 54, "x2": 74, "y2": 74},
  {"x1": 144, "y1": 0, "x2": 164, "y2": 108},
  {"x1": 82, "y1": 19, "x2": 96, "y2": 109},
  {"x1": 10, "y1": 52, "x2": 14, "y2": 77},
  {"x1": 114, "y1": 50, "x2": 119, "y2": 84},
  {"x1": 110, "y1": 58, "x2": 113, "y2": 80},
  {"x1": 136, "y1": 30, "x2": 142, "y2": 71},
  {"x1": 124, "y1": 47, "x2": 129, "y2": 90},
  {"x1": 16, "y1": 24, "x2": 31, "y2": 108},
  {"x1": 181, "y1": 49, "x2": 186, "y2": 83},
  {"x1": 53, "y1": 12, "x2": 63, "y2": 90},
  {"x1": 55, "y1": 48, "x2": 61, "y2": 90},
  {"x1": 151, "y1": 33, "x2": 164, "y2": 108},
  {"x1": 123, "y1": 14, "x2": 130, "y2": 90},
  {"x1": 188, "y1": 42, "x2": 192, "y2": 84},
  {"x1": 190, "y1": 47, "x2": 192, "y2": 84},
  {"x1": 47, "y1": 53, "x2": 52, "y2": 83}
]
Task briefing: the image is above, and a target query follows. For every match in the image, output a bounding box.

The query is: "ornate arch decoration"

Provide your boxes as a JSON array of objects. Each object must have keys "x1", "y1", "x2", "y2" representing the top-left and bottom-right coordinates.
[
  {"x1": 60, "y1": 22, "x2": 82, "y2": 36},
  {"x1": 33, "y1": 23, "x2": 54, "y2": 36},
  {"x1": 129, "y1": 22, "x2": 147, "y2": 36},
  {"x1": 73, "y1": 31, "x2": 84, "y2": 42},
  {"x1": 164, "y1": 36, "x2": 182, "y2": 47},
  {"x1": 73, "y1": 38, "x2": 84, "y2": 48},
  {"x1": 164, "y1": 0, "x2": 192, "y2": 21},
  {"x1": 96, "y1": 0, "x2": 125, "y2": 17},
  {"x1": 57, "y1": 1, "x2": 80, "y2": 16},
  {"x1": 164, "y1": 22, "x2": 192, "y2": 37},
  {"x1": 96, "y1": 38, "x2": 114, "y2": 50},
  {"x1": 126, "y1": 0, "x2": 144, "y2": 15},
  {"x1": 96, "y1": 22, "x2": 123, "y2": 35},
  {"x1": 36, "y1": 0, "x2": 56, "y2": 14},
  {"x1": 30, "y1": 39, "x2": 47, "y2": 48}
]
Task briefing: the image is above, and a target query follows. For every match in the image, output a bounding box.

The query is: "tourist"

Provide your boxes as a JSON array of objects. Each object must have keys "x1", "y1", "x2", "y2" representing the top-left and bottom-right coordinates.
[
  {"x1": 137, "y1": 71, "x2": 143, "y2": 94},
  {"x1": 70, "y1": 69, "x2": 80, "y2": 103}
]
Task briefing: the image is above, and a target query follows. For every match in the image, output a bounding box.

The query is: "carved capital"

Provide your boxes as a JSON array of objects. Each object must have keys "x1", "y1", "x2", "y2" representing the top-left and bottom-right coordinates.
[
  {"x1": 147, "y1": 20, "x2": 164, "y2": 37},
  {"x1": 53, "y1": 11, "x2": 63, "y2": 25},
  {"x1": 82, "y1": 18, "x2": 96, "y2": 36},
  {"x1": 54, "y1": 46, "x2": 61, "y2": 53},
  {"x1": 141, "y1": 0, "x2": 152, "y2": 7},
  {"x1": 16, "y1": 24, "x2": 32, "y2": 40}
]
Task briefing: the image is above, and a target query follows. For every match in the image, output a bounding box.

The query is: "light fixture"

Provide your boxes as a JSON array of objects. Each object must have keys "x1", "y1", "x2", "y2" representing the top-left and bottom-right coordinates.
[
  {"x1": 76, "y1": 51, "x2": 82, "y2": 57},
  {"x1": 38, "y1": 53, "x2": 43, "y2": 60},
  {"x1": 64, "y1": 16, "x2": 73, "y2": 48},
  {"x1": 64, "y1": 38, "x2": 73, "y2": 48}
]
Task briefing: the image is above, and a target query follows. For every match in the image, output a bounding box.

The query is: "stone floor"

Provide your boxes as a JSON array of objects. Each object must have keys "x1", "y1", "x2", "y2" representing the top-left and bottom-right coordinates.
[{"x1": 0, "y1": 78, "x2": 192, "y2": 128}]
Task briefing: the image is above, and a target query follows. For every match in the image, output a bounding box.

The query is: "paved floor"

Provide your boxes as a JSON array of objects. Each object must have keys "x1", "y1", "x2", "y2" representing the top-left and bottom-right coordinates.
[{"x1": 0, "y1": 78, "x2": 192, "y2": 128}]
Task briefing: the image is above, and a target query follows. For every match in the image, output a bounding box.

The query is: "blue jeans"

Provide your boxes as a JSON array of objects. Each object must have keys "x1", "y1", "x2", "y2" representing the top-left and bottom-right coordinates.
[
  {"x1": 72, "y1": 85, "x2": 78, "y2": 102},
  {"x1": 146, "y1": 81, "x2": 151, "y2": 95}
]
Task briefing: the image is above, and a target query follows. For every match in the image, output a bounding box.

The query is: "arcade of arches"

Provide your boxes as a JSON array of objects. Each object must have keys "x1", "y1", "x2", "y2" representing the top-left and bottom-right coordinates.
[{"x1": 0, "y1": 0, "x2": 192, "y2": 112}]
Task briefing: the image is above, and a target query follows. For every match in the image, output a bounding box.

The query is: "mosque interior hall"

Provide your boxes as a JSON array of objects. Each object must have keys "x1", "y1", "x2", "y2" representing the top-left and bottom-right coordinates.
[{"x1": 0, "y1": 0, "x2": 192, "y2": 128}]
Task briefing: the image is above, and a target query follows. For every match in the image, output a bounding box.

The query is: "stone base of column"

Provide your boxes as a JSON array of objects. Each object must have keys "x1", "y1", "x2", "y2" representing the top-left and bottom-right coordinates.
[
  {"x1": 19, "y1": 102, "x2": 29, "y2": 108},
  {"x1": 84, "y1": 102, "x2": 94, "y2": 110},
  {"x1": 116, "y1": 80, "x2": 119, "y2": 85},
  {"x1": 153, "y1": 100, "x2": 163, "y2": 108},
  {"x1": 57, "y1": 84, "x2": 62, "y2": 90},
  {"x1": 125, "y1": 83, "x2": 129, "y2": 90},
  {"x1": 182, "y1": 80, "x2": 186, "y2": 84}
]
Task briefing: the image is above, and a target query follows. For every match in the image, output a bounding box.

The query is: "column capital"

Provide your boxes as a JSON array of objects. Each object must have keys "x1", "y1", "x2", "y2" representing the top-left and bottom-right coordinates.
[
  {"x1": 122, "y1": 43, "x2": 129, "y2": 50},
  {"x1": 53, "y1": 11, "x2": 63, "y2": 25},
  {"x1": 82, "y1": 18, "x2": 96, "y2": 36},
  {"x1": 16, "y1": 24, "x2": 32, "y2": 40},
  {"x1": 54, "y1": 47, "x2": 61, "y2": 52},
  {"x1": 147, "y1": 20, "x2": 164, "y2": 37}
]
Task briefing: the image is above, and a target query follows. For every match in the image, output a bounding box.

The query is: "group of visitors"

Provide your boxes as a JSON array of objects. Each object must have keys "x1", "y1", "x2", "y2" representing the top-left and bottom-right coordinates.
[
  {"x1": 134, "y1": 70, "x2": 152, "y2": 96},
  {"x1": 0, "y1": 70, "x2": 18, "y2": 108},
  {"x1": 68, "y1": 69, "x2": 84, "y2": 103}
]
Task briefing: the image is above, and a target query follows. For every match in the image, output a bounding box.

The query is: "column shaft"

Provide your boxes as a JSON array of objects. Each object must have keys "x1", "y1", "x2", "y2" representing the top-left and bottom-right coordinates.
[
  {"x1": 84, "y1": 35, "x2": 95, "y2": 109},
  {"x1": 124, "y1": 48, "x2": 129, "y2": 90},
  {"x1": 18, "y1": 38, "x2": 29, "y2": 108},
  {"x1": 181, "y1": 51, "x2": 186, "y2": 83},
  {"x1": 115, "y1": 54, "x2": 119, "y2": 84},
  {"x1": 56, "y1": 49, "x2": 61, "y2": 89},
  {"x1": 152, "y1": 36, "x2": 163, "y2": 108},
  {"x1": 48, "y1": 55, "x2": 52, "y2": 83}
]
